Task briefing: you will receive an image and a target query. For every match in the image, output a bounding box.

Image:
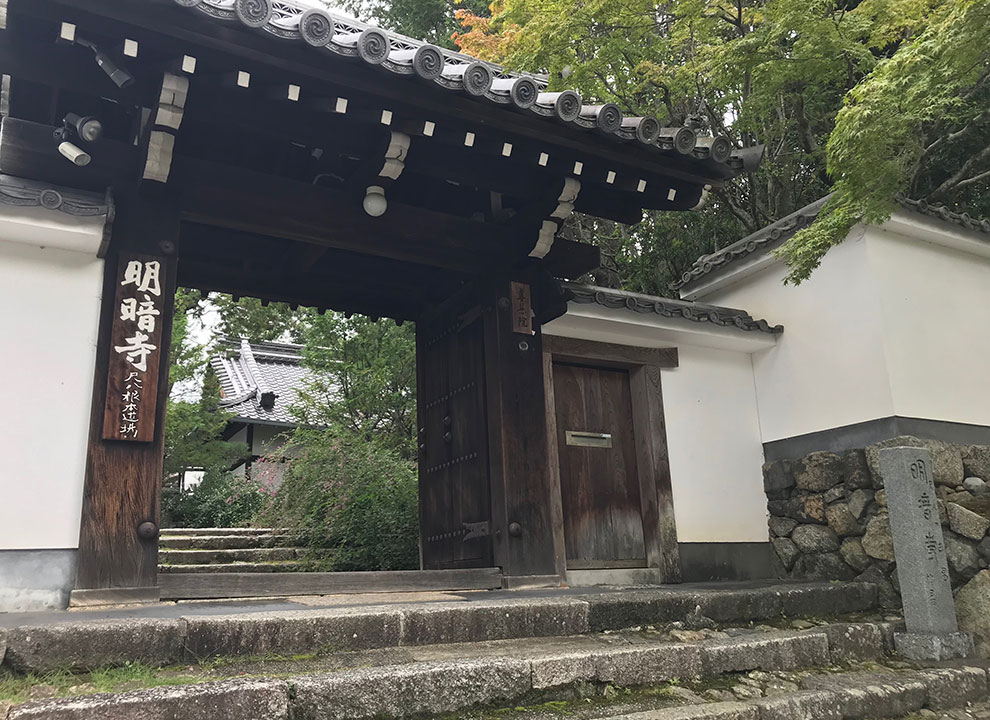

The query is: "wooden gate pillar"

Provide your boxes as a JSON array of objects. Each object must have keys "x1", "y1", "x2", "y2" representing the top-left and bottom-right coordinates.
[
  {"x1": 484, "y1": 275, "x2": 562, "y2": 586},
  {"x1": 71, "y1": 193, "x2": 179, "y2": 606}
]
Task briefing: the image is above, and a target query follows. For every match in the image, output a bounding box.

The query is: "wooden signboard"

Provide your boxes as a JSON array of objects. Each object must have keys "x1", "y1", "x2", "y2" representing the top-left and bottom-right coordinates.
[
  {"x1": 102, "y1": 255, "x2": 167, "y2": 442},
  {"x1": 511, "y1": 281, "x2": 533, "y2": 335}
]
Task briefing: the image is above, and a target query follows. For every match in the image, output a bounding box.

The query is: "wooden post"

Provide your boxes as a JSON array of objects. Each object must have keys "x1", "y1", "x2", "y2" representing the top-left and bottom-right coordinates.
[
  {"x1": 484, "y1": 275, "x2": 560, "y2": 586},
  {"x1": 71, "y1": 193, "x2": 179, "y2": 606}
]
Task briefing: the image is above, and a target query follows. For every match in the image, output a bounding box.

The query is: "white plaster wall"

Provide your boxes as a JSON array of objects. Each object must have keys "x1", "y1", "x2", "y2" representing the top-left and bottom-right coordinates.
[
  {"x1": 867, "y1": 225, "x2": 990, "y2": 425},
  {"x1": 0, "y1": 241, "x2": 104, "y2": 550},
  {"x1": 661, "y1": 345, "x2": 769, "y2": 543},
  {"x1": 699, "y1": 234, "x2": 896, "y2": 443}
]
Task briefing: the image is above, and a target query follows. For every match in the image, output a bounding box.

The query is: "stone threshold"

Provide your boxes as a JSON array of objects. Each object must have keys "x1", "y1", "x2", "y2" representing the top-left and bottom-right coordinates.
[{"x1": 0, "y1": 582, "x2": 878, "y2": 672}]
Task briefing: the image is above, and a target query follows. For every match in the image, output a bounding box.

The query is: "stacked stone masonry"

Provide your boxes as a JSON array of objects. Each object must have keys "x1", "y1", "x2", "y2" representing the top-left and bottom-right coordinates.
[{"x1": 764, "y1": 436, "x2": 990, "y2": 611}]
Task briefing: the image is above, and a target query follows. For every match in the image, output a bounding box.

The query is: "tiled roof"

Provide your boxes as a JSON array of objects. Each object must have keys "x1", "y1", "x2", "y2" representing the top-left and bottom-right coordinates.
[
  {"x1": 896, "y1": 196, "x2": 990, "y2": 235},
  {"x1": 670, "y1": 196, "x2": 830, "y2": 292},
  {"x1": 672, "y1": 194, "x2": 990, "y2": 292},
  {"x1": 564, "y1": 282, "x2": 783, "y2": 334},
  {"x1": 210, "y1": 338, "x2": 312, "y2": 425},
  {"x1": 172, "y1": 0, "x2": 762, "y2": 175}
]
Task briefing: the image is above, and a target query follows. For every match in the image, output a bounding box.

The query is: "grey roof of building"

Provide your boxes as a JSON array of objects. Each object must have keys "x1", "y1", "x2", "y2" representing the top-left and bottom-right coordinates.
[
  {"x1": 564, "y1": 282, "x2": 783, "y2": 334},
  {"x1": 671, "y1": 194, "x2": 990, "y2": 292},
  {"x1": 210, "y1": 338, "x2": 312, "y2": 425},
  {"x1": 896, "y1": 196, "x2": 990, "y2": 235},
  {"x1": 670, "y1": 196, "x2": 830, "y2": 292},
  {"x1": 172, "y1": 0, "x2": 762, "y2": 176}
]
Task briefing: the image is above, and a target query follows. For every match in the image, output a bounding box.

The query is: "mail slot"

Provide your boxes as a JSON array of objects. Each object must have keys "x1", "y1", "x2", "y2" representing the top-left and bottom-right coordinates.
[{"x1": 565, "y1": 430, "x2": 613, "y2": 448}]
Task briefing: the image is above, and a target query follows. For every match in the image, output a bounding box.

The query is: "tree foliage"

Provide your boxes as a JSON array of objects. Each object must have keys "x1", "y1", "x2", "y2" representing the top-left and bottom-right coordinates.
[
  {"x1": 259, "y1": 429, "x2": 419, "y2": 571},
  {"x1": 293, "y1": 313, "x2": 418, "y2": 459},
  {"x1": 453, "y1": 0, "x2": 987, "y2": 285},
  {"x1": 778, "y1": 0, "x2": 990, "y2": 282},
  {"x1": 163, "y1": 290, "x2": 247, "y2": 483},
  {"x1": 212, "y1": 294, "x2": 313, "y2": 344},
  {"x1": 345, "y1": 0, "x2": 489, "y2": 48}
]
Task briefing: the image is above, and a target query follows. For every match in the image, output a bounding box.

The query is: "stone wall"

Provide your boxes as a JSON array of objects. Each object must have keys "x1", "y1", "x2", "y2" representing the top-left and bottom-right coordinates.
[{"x1": 764, "y1": 436, "x2": 990, "y2": 608}]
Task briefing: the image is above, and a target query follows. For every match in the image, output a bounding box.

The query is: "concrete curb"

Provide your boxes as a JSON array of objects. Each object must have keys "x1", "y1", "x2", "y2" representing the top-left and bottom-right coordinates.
[{"x1": 0, "y1": 583, "x2": 879, "y2": 672}]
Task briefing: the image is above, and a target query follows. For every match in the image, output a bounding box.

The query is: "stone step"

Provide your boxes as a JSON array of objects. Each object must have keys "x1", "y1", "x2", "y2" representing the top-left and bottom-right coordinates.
[
  {"x1": 0, "y1": 582, "x2": 878, "y2": 673},
  {"x1": 159, "y1": 527, "x2": 276, "y2": 537},
  {"x1": 605, "y1": 666, "x2": 990, "y2": 720},
  {"x1": 157, "y1": 561, "x2": 307, "y2": 573},
  {"x1": 5, "y1": 628, "x2": 987, "y2": 720},
  {"x1": 159, "y1": 547, "x2": 305, "y2": 564},
  {"x1": 159, "y1": 534, "x2": 293, "y2": 550}
]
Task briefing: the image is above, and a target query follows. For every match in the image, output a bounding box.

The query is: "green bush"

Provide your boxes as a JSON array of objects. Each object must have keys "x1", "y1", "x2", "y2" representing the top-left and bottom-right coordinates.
[
  {"x1": 260, "y1": 428, "x2": 419, "y2": 571},
  {"x1": 162, "y1": 470, "x2": 265, "y2": 528}
]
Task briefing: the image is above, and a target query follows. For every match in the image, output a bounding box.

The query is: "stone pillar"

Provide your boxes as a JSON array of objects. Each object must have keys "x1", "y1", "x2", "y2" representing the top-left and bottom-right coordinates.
[{"x1": 878, "y1": 447, "x2": 973, "y2": 660}]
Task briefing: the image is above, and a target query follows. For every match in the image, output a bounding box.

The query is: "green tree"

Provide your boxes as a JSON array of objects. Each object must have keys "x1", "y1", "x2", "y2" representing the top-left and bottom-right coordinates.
[
  {"x1": 345, "y1": 0, "x2": 490, "y2": 49},
  {"x1": 259, "y1": 430, "x2": 419, "y2": 571},
  {"x1": 778, "y1": 0, "x2": 990, "y2": 282},
  {"x1": 212, "y1": 294, "x2": 313, "y2": 343},
  {"x1": 293, "y1": 313, "x2": 417, "y2": 459},
  {"x1": 162, "y1": 289, "x2": 249, "y2": 525},
  {"x1": 453, "y1": 0, "x2": 954, "y2": 289}
]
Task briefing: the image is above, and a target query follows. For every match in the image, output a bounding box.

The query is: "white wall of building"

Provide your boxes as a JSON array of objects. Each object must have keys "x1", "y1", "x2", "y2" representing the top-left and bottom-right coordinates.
[
  {"x1": 0, "y1": 241, "x2": 104, "y2": 550},
  {"x1": 689, "y1": 212, "x2": 990, "y2": 443},
  {"x1": 691, "y1": 231, "x2": 897, "y2": 443},
  {"x1": 660, "y1": 346, "x2": 769, "y2": 543},
  {"x1": 867, "y1": 222, "x2": 990, "y2": 426}
]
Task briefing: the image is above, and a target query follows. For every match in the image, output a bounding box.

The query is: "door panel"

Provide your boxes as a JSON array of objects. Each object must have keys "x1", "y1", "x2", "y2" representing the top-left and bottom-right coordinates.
[
  {"x1": 417, "y1": 314, "x2": 492, "y2": 569},
  {"x1": 553, "y1": 362, "x2": 645, "y2": 568}
]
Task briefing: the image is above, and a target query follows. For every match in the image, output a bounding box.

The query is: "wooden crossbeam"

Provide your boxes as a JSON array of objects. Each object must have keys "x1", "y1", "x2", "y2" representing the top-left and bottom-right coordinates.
[{"x1": 171, "y1": 156, "x2": 517, "y2": 274}]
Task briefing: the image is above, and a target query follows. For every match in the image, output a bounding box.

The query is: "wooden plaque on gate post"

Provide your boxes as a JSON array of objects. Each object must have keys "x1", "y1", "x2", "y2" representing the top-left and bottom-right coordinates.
[
  {"x1": 510, "y1": 281, "x2": 533, "y2": 335},
  {"x1": 102, "y1": 254, "x2": 167, "y2": 442}
]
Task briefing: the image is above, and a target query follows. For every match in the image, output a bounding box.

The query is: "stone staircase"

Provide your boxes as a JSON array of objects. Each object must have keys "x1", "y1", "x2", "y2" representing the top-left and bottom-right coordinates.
[
  {"x1": 158, "y1": 527, "x2": 307, "y2": 574},
  {"x1": 1, "y1": 581, "x2": 988, "y2": 719}
]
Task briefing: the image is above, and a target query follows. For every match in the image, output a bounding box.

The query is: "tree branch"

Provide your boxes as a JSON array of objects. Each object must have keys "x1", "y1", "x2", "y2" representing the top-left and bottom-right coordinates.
[{"x1": 927, "y1": 144, "x2": 990, "y2": 202}]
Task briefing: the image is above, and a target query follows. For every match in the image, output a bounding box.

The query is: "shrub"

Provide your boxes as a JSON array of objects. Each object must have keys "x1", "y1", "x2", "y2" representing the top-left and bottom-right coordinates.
[
  {"x1": 162, "y1": 470, "x2": 265, "y2": 528},
  {"x1": 260, "y1": 428, "x2": 419, "y2": 571}
]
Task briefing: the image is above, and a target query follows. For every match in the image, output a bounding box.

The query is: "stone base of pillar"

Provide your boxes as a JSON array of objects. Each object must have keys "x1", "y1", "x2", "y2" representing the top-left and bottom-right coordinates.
[
  {"x1": 894, "y1": 631, "x2": 974, "y2": 660},
  {"x1": 69, "y1": 586, "x2": 161, "y2": 609}
]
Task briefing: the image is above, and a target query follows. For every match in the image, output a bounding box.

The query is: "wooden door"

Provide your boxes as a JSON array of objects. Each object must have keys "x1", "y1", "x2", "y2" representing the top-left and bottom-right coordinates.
[
  {"x1": 417, "y1": 314, "x2": 492, "y2": 569},
  {"x1": 552, "y1": 362, "x2": 646, "y2": 569}
]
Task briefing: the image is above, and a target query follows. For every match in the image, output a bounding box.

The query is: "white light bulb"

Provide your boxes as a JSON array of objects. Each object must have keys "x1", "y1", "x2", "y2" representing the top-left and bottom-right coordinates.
[{"x1": 363, "y1": 186, "x2": 387, "y2": 217}]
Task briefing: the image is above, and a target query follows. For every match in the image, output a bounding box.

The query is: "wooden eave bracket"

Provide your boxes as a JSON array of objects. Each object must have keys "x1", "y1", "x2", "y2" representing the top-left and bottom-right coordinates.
[
  {"x1": 143, "y1": 73, "x2": 189, "y2": 183},
  {"x1": 530, "y1": 177, "x2": 580, "y2": 259}
]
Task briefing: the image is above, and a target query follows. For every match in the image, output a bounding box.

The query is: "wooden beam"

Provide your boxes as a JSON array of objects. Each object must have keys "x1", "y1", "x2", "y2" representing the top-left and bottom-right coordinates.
[
  {"x1": 544, "y1": 337, "x2": 679, "y2": 369},
  {"x1": 630, "y1": 364, "x2": 681, "y2": 582},
  {"x1": 0, "y1": 29, "x2": 159, "y2": 107},
  {"x1": 178, "y1": 257, "x2": 428, "y2": 322},
  {"x1": 0, "y1": 116, "x2": 137, "y2": 191},
  {"x1": 541, "y1": 348, "x2": 568, "y2": 581},
  {"x1": 171, "y1": 156, "x2": 518, "y2": 274},
  {"x1": 483, "y1": 274, "x2": 559, "y2": 579},
  {"x1": 543, "y1": 239, "x2": 600, "y2": 280}
]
